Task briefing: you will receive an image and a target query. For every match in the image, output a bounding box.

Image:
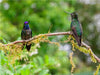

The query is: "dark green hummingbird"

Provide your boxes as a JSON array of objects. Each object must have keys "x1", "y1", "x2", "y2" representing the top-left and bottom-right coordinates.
[
  {"x1": 21, "y1": 21, "x2": 32, "y2": 51},
  {"x1": 70, "y1": 12, "x2": 83, "y2": 46},
  {"x1": 65, "y1": 11, "x2": 83, "y2": 46}
]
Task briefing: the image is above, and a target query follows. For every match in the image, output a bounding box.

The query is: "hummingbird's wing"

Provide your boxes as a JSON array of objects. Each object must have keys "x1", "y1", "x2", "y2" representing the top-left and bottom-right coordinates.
[
  {"x1": 21, "y1": 29, "x2": 26, "y2": 50},
  {"x1": 21, "y1": 30, "x2": 26, "y2": 40},
  {"x1": 71, "y1": 26, "x2": 81, "y2": 46}
]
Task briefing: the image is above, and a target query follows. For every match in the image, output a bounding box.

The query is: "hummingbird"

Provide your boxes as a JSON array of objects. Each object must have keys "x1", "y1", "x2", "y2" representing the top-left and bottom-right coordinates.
[
  {"x1": 21, "y1": 21, "x2": 32, "y2": 51},
  {"x1": 70, "y1": 12, "x2": 83, "y2": 46}
]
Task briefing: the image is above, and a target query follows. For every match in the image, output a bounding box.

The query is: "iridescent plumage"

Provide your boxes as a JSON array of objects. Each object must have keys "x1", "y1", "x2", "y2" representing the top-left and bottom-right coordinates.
[
  {"x1": 71, "y1": 12, "x2": 83, "y2": 46},
  {"x1": 21, "y1": 21, "x2": 32, "y2": 51}
]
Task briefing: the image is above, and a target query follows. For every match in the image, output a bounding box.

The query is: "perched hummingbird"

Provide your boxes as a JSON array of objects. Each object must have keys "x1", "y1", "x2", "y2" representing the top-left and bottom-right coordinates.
[
  {"x1": 21, "y1": 21, "x2": 32, "y2": 51},
  {"x1": 70, "y1": 12, "x2": 83, "y2": 46}
]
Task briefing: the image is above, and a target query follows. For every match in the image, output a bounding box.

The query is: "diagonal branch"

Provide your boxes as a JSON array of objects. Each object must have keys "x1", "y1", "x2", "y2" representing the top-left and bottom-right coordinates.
[
  {"x1": 82, "y1": 42, "x2": 100, "y2": 63},
  {"x1": 4, "y1": 31, "x2": 100, "y2": 63}
]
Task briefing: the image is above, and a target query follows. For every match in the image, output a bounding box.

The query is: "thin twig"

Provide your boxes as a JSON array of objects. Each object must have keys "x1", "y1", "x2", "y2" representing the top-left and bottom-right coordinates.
[{"x1": 3, "y1": 31, "x2": 100, "y2": 63}]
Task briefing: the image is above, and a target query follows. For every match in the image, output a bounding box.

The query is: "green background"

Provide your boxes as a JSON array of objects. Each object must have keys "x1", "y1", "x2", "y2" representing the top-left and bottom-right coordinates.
[{"x1": 0, "y1": 0, "x2": 100, "y2": 75}]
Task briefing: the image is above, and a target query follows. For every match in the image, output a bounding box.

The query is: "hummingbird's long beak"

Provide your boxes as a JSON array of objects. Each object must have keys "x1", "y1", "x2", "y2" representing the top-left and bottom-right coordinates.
[{"x1": 64, "y1": 11, "x2": 71, "y2": 15}]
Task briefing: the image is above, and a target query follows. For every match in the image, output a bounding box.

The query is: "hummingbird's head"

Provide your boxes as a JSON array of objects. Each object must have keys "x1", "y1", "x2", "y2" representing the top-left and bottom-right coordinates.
[
  {"x1": 24, "y1": 21, "x2": 29, "y2": 25},
  {"x1": 24, "y1": 21, "x2": 29, "y2": 29},
  {"x1": 71, "y1": 12, "x2": 78, "y2": 19}
]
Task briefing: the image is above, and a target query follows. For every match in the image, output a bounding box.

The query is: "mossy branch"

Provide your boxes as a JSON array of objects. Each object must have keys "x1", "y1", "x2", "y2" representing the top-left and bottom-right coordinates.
[
  {"x1": 70, "y1": 52, "x2": 75, "y2": 74},
  {"x1": 4, "y1": 31, "x2": 71, "y2": 46},
  {"x1": 2, "y1": 31, "x2": 100, "y2": 63}
]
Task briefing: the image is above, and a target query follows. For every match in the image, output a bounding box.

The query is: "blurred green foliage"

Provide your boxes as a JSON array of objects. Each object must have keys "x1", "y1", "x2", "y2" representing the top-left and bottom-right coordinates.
[
  {"x1": 0, "y1": 0, "x2": 74, "y2": 41},
  {"x1": 0, "y1": 50, "x2": 71, "y2": 75},
  {"x1": 0, "y1": 0, "x2": 100, "y2": 75}
]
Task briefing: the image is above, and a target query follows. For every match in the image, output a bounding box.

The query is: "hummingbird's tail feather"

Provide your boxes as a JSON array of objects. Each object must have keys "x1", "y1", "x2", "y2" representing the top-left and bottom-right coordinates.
[
  {"x1": 26, "y1": 44, "x2": 31, "y2": 51},
  {"x1": 76, "y1": 36, "x2": 81, "y2": 46},
  {"x1": 77, "y1": 39, "x2": 81, "y2": 46},
  {"x1": 79, "y1": 37, "x2": 82, "y2": 46}
]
